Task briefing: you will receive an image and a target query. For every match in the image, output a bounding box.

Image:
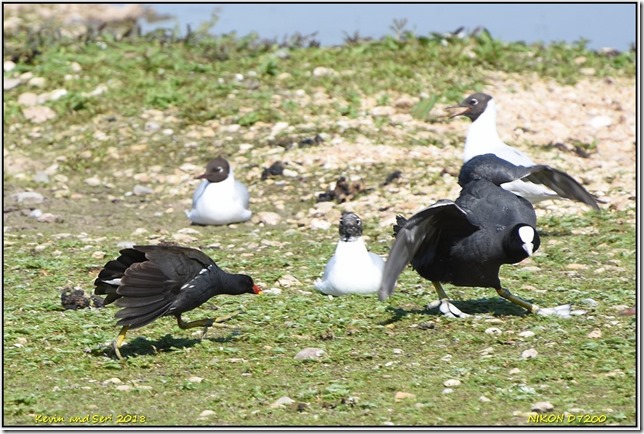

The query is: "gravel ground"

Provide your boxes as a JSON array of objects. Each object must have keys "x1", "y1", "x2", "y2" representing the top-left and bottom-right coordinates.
[{"x1": 3, "y1": 4, "x2": 636, "y2": 237}]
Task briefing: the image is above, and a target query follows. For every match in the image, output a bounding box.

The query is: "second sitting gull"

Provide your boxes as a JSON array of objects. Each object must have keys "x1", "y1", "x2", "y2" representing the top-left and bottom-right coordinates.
[
  {"x1": 186, "y1": 157, "x2": 252, "y2": 225},
  {"x1": 315, "y1": 212, "x2": 385, "y2": 296}
]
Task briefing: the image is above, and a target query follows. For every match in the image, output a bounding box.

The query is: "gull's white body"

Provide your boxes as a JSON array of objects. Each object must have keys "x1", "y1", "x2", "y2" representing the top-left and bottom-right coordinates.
[
  {"x1": 462, "y1": 98, "x2": 558, "y2": 203},
  {"x1": 315, "y1": 238, "x2": 385, "y2": 296},
  {"x1": 186, "y1": 171, "x2": 251, "y2": 225}
]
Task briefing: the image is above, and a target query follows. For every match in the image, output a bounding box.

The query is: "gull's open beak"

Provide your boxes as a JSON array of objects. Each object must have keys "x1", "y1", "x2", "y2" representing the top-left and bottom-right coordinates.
[{"x1": 445, "y1": 104, "x2": 471, "y2": 119}]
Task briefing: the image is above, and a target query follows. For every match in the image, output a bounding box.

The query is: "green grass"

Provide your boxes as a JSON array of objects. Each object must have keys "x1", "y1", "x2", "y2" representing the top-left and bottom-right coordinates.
[{"x1": 3, "y1": 21, "x2": 636, "y2": 427}]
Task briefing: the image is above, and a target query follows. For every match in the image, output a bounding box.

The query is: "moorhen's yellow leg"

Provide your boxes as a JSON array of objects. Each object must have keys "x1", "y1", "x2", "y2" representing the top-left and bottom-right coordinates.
[
  {"x1": 176, "y1": 310, "x2": 243, "y2": 338},
  {"x1": 113, "y1": 325, "x2": 129, "y2": 360}
]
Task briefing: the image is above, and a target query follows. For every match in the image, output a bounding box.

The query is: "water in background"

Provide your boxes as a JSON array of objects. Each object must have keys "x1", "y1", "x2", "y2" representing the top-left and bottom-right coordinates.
[{"x1": 139, "y1": 3, "x2": 636, "y2": 51}]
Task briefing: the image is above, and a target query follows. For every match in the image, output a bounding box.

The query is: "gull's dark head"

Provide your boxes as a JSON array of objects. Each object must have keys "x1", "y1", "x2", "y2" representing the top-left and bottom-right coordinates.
[
  {"x1": 196, "y1": 157, "x2": 231, "y2": 183},
  {"x1": 446, "y1": 93, "x2": 493, "y2": 122},
  {"x1": 339, "y1": 212, "x2": 363, "y2": 242}
]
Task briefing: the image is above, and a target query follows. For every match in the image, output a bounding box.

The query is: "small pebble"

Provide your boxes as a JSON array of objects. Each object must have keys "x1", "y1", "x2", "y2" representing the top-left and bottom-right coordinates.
[
  {"x1": 532, "y1": 401, "x2": 555, "y2": 413},
  {"x1": 28, "y1": 77, "x2": 46, "y2": 88},
  {"x1": 12, "y1": 191, "x2": 44, "y2": 204},
  {"x1": 132, "y1": 185, "x2": 153, "y2": 196},
  {"x1": 33, "y1": 171, "x2": 49, "y2": 183},
  {"x1": 479, "y1": 396, "x2": 491, "y2": 403},
  {"x1": 518, "y1": 331, "x2": 535, "y2": 338},
  {"x1": 199, "y1": 410, "x2": 216, "y2": 417},
  {"x1": 270, "y1": 396, "x2": 295, "y2": 408},
  {"x1": 294, "y1": 348, "x2": 325, "y2": 361},
  {"x1": 256, "y1": 211, "x2": 281, "y2": 226},
  {"x1": 394, "y1": 391, "x2": 416, "y2": 401},
  {"x1": 37, "y1": 213, "x2": 61, "y2": 223},
  {"x1": 580, "y1": 298, "x2": 599, "y2": 307},
  {"x1": 187, "y1": 376, "x2": 203, "y2": 383},
  {"x1": 116, "y1": 385, "x2": 133, "y2": 392},
  {"x1": 485, "y1": 327, "x2": 502, "y2": 335},
  {"x1": 277, "y1": 274, "x2": 301, "y2": 288},
  {"x1": 312, "y1": 66, "x2": 337, "y2": 77},
  {"x1": 29, "y1": 209, "x2": 43, "y2": 218},
  {"x1": 85, "y1": 177, "x2": 101, "y2": 187},
  {"x1": 443, "y1": 379, "x2": 461, "y2": 387},
  {"x1": 103, "y1": 377, "x2": 123, "y2": 385},
  {"x1": 23, "y1": 106, "x2": 56, "y2": 123},
  {"x1": 310, "y1": 218, "x2": 331, "y2": 230},
  {"x1": 509, "y1": 368, "x2": 521, "y2": 375},
  {"x1": 4, "y1": 78, "x2": 21, "y2": 90},
  {"x1": 521, "y1": 348, "x2": 538, "y2": 359},
  {"x1": 18, "y1": 92, "x2": 39, "y2": 107},
  {"x1": 587, "y1": 329, "x2": 602, "y2": 339},
  {"x1": 442, "y1": 388, "x2": 454, "y2": 394}
]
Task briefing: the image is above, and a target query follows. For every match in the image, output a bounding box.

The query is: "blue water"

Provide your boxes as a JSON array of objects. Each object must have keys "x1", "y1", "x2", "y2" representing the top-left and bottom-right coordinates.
[{"x1": 138, "y1": 3, "x2": 636, "y2": 51}]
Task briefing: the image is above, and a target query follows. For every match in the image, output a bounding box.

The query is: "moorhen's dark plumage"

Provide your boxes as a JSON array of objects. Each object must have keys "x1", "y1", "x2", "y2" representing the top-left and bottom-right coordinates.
[
  {"x1": 94, "y1": 245, "x2": 262, "y2": 359},
  {"x1": 379, "y1": 154, "x2": 574, "y2": 318},
  {"x1": 446, "y1": 92, "x2": 599, "y2": 210}
]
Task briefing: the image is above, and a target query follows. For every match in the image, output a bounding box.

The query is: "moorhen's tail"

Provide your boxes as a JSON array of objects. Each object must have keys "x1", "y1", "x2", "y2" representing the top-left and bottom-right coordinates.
[{"x1": 94, "y1": 248, "x2": 147, "y2": 305}]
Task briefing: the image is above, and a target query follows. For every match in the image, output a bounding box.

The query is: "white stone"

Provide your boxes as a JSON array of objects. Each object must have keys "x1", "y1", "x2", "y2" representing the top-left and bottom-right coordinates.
[
  {"x1": 485, "y1": 327, "x2": 502, "y2": 335},
  {"x1": 28, "y1": 77, "x2": 46, "y2": 88},
  {"x1": 371, "y1": 106, "x2": 396, "y2": 117},
  {"x1": 310, "y1": 218, "x2": 331, "y2": 230},
  {"x1": 521, "y1": 348, "x2": 538, "y2": 359},
  {"x1": 313, "y1": 66, "x2": 337, "y2": 77},
  {"x1": 588, "y1": 115, "x2": 612, "y2": 129},
  {"x1": 294, "y1": 348, "x2": 325, "y2": 360},
  {"x1": 84, "y1": 177, "x2": 101, "y2": 187},
  {"x1": 4, "y1": 78, "x2": 21, "y2": 90},
  {"x1": 13, "y1": 191, "x2": 44, "y2": 204},
  {"x1": 132, "y1": 185, "x2": 153, "y2": 196},
  {"x1": 532, "y1": 401, "x2": 554, "y2": 413},
  {"x1": 257, "y1": 211, "x2": 281, "y2": 226},
  {"x1": 518, "y1": 331, "x2": 535, "y2": 338},
  {"x1": 270, "y1": 396, "x2": 295, "y2": 408}
]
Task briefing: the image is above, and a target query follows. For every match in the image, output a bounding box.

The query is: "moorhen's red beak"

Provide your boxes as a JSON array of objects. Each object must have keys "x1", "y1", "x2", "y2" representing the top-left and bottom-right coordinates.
[{"x1": 253, "y1": 284, "x2": 263, "y2": 295}]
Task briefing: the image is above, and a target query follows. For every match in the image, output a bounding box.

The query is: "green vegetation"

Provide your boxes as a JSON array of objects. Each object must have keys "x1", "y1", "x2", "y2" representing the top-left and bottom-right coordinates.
[{"x1": 3, "y1": 17, "x2": 636, "y2": 427}]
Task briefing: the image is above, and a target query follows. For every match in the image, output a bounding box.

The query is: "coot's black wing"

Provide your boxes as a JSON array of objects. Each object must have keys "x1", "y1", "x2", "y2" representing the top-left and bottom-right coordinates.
[
  {"x1": 460, "y1": 154, "x2": 599, "y2": 210},
  {"x1": 458, "y1": 154, "x2": 534, "y2": 187},
  {"x1": 523, "y1": 165, "x2": 600, "y2": 210},
  {"x1": 379, "y1": 200, "x2": 478, "y2": 301}
]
